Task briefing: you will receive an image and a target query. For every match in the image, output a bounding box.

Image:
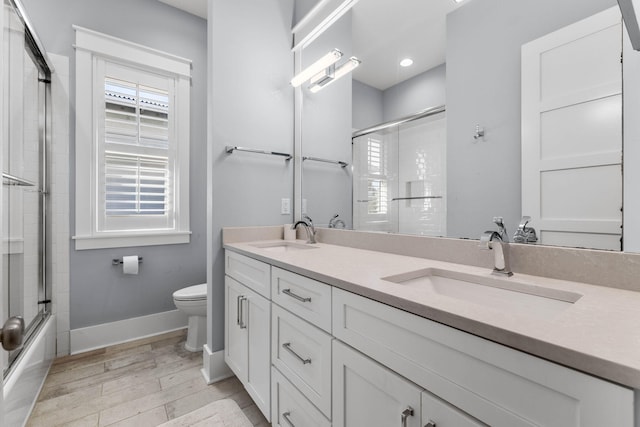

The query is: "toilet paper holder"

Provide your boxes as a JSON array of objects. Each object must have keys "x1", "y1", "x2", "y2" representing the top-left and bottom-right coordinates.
[{"x1": 112, "y1": 256, "x2": 143, "y2": 266}]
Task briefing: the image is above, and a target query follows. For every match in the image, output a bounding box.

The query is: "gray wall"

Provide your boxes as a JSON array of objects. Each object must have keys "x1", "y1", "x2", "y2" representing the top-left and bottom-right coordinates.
[
  {"x1": 21, "y1": 0, "x2": 208, "y2": 329},
  {"x1": 446, "y1": 0, "x2": 617, "y2": 240},
  {"x1": 301, "y1": 11, "x2": 352, "y2": 228},
  {"x1": 352, "y1": 80, "x2": 383, "y2": 130},
  {"x1": 382, "y1": 63, "x2": 446, "y2": 121},
  {"x1": 352, "y1": 63, "x2": 446, "y2": 131},
  {"x1": 208, "y1": 0, "x2": 294, "y2": 351}
]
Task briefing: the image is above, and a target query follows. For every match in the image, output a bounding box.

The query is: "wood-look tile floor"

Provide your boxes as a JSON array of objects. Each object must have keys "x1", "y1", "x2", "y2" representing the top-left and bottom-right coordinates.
[{"x1": 26, "y1": 330, "x2": 269, "y2": 427}]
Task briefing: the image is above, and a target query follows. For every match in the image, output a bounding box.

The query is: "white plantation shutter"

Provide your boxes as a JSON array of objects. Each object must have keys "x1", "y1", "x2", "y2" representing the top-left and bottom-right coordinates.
[
  {"x1": 74, "y1": 26, "x2": 191, "y2": 249},
  {"x1": 367, "y1": 137, "x2": 388, "y2": 215},
  {"x1": 104, "y1": 152, "x2": 168, "y2": 216},
  {"x1": 97, "y1": 62, "x2": 176, "y2": 232}
]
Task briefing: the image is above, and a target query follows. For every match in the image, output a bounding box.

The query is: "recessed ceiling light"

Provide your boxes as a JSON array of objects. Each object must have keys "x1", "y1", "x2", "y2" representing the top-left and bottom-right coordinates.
[{"x1": 400, "y1": 58, "x2": 414, "y2": 67}]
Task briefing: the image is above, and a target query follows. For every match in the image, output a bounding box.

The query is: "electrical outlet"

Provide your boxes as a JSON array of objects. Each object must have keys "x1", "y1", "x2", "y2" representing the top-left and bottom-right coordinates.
[{"x1": 281, "y1": 198, "x2": 291, "y2": 215}]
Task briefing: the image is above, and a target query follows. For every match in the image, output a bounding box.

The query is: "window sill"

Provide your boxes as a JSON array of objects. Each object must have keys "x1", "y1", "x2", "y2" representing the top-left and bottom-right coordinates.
[{"x1": 72, "y1": 231, "x2": 191, "y2": 250}]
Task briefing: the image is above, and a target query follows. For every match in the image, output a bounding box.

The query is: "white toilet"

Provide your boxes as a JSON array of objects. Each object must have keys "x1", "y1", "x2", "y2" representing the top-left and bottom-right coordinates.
[{"x1": 173, "y1": 283, "x2": 207, "y2": 352}]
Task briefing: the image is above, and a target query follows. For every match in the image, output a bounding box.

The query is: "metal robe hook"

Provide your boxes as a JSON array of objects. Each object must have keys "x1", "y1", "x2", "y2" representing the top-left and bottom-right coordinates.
[{"x1": 473, "y1": 124, "x2": 485, "y2": 140}]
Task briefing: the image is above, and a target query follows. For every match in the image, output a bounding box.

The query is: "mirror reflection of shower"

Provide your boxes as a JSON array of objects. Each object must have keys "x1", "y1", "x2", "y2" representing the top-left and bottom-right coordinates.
[{"x1": 352, "y1": 108, "x2": 446, "y2": 236}]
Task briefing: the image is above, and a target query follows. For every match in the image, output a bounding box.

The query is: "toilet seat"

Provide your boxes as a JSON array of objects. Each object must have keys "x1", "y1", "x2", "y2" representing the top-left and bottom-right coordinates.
[{"x1": 173, "y1": 283, "x2": 206, "y2": 301}]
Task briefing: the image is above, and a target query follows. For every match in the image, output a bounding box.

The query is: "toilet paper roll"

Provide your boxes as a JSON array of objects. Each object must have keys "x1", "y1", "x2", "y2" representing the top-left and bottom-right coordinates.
[
  {"x1": 284, "y1": 224, "x2": 296, "y2": 241},
  {"x1": 122, "y1": 255, "x2": 139, "y2": 275}
]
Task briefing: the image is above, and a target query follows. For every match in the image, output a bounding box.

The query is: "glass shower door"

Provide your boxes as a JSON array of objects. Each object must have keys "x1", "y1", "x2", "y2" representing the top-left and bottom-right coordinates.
[{"x1": 2, "y1": 0, "x2": 49, "y2": 374}]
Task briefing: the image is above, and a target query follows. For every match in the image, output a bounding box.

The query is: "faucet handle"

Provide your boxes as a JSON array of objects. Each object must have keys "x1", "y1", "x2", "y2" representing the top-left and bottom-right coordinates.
[
  {"x1": 517, "y1": 216, "x2": 531, "y2": 230},
  {"x1": 492, "y1": 217, "x2": 509, "y2": 242},
  {"x1": 303, "y1": 214, "x2": 314, "y2": 226}
]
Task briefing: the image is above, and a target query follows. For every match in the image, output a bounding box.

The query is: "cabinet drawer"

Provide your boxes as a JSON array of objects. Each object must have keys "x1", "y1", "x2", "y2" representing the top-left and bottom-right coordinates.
[
  {"x1": 271, "y1": 267, "x2": 331, "y2": 332},
  {"x1": 333, "y1": 288, "x2": 633, "y2": 427},
  {"x1": 225, "y1": 250, "x2": 271, "y2": 299},
  {"x1": 272, "y1": 304, "x2": 332, "y2": 417},
  {"x1": 272, "y1": 367, "x2": 331, "y2": 427}
]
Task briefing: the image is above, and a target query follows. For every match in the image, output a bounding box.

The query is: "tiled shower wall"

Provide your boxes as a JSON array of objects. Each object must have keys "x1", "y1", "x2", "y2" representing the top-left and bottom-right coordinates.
[{"x1": 49, "y1": 53, "x2": 70, "y2": 356}]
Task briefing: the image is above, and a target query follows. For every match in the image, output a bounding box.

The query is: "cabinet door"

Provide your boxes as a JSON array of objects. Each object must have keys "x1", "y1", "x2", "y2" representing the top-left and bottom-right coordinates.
[
  {"x1": 245, "y1": 287, "x2": 271, "y2": 421},
  {"x1": 224, "y1": 276, "x2": 248, "y2": 383},
  {"x1": 333, "y1": 340, "x2": 421, "y2": 427},
  {"x1": 422, "y1": 391, "x2": 485, "y2": 427}
]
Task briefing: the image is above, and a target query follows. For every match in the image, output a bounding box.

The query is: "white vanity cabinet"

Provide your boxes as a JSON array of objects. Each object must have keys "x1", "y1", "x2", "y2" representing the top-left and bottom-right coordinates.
[
  {"x1": 224, "y1": 252, "x2": 271, "y2": 421},
  {"x1": 224, "y1": 247, "x2": 635, "y2": 427}
]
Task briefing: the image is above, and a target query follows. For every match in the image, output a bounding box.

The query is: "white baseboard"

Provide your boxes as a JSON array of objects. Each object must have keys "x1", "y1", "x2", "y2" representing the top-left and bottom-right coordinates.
[
  {"x1": 201, "y1": 344, "x2": 233, "y2": 384},
  {"x1": 70, "y1": 310, "x2": 188, "y2": 354}
]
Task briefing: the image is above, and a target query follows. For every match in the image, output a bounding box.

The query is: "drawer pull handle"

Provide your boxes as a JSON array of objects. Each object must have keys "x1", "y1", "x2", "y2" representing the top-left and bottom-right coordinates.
[
  {"x1": 282, "y1": 411, "x2": 296, "y2": 427},
  {"x1": 401, "y1": 406, "x2": 414, "y2": 427},
  {"x1": 424, "y1": 422, "x2": 436, "y2": 427},
  {"x1": 282, "y1": 288, "x2": 312, "y2": 303},
  {"x1": 282, "y1": 342, "x2": 312, "y2": 364}
]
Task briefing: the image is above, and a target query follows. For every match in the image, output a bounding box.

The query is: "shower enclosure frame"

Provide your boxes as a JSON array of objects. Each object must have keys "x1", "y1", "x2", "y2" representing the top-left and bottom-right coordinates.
[{"x1": 2, "y1": 0, "x2": 54, "y2": 377}]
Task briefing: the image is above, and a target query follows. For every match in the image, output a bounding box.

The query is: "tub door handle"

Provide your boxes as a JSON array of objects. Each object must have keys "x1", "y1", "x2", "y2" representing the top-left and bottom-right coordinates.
[{"x1": 0, "y1": 316, "x2": 24, "y2": 351}]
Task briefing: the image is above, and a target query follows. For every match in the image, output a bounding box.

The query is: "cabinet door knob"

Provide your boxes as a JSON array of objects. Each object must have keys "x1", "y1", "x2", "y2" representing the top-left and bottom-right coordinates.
[{"x1": 401, "y1": 406, "x2": 414, "y2": 427}]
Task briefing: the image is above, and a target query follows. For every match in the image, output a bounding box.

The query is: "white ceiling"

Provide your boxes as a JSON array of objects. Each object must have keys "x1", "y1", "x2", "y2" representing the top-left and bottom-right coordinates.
[
  {"x1": 352, "y1": 0, "x2": 461, "y2": 91},
  {"x1": 155, "y1": 0, "x2": 461, "y2": 91},
  {"x1": 157, "y1": 0, "x2": 207, "y2": 19}
]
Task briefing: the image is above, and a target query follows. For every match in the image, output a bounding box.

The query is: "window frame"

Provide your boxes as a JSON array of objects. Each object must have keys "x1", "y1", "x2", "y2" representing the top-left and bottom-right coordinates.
[{"x1": 73, "y1": 26, "x2": 191, "y2": 250}]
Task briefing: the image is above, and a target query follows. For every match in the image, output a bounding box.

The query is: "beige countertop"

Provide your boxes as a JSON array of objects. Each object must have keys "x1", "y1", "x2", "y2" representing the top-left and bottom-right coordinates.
[{"x1": 225, "y1": 239, "x2": 640, "y2": 390}]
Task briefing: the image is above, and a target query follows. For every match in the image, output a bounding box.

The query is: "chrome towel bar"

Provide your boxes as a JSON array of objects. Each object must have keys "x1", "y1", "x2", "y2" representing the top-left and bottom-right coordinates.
[
  {"x1": 226, "y1": 145, "x2": 292, "y2": 160},
  {"x1": 302, "y1": 156, "x2": 348, "y2": 168}
]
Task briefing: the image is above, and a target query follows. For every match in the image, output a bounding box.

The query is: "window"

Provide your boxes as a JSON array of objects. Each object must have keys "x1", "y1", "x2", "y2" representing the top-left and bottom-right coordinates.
[
  {"x1": 73, "y1": 26, "x2": 191, "y2": 250},
  {"x1": 366, "y1": 137, "x2": 388, "y2": 215}
]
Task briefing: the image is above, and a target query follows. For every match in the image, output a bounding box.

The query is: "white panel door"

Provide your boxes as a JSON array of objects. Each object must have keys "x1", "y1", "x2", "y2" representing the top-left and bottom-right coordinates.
[
  {"x1": 333, "y1": 340, "x2": 422, "y2": 427},
  {"x1": 522, "y1": 7, "x2": 622, "y2": 250}
]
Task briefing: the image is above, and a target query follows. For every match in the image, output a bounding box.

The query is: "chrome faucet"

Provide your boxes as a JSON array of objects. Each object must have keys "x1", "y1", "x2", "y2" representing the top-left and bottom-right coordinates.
[
  {"x1": 292, "y1": 214, "x2": 316, "y2": 244},
  {"x1": 328, "y1": 214, "x2": 346, "y2": 229},
  {"x1": 480, "y1": 217, "x2": 513, "y2": 276},
  {"x1": 513, "y1": 216, "x2": 538, "y2": 244}
]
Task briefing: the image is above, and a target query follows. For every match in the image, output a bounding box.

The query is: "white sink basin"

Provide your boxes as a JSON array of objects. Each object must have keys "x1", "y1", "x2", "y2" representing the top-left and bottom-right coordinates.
[
  {"x1": 250, "y1": 241, "x2": 319, "y2": 253},
  {"x1": 382, "y1": 268, "x2": 582, "y2": 318}
]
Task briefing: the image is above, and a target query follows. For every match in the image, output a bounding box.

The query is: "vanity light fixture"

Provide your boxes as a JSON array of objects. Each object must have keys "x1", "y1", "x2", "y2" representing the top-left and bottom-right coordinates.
[
  {"x1": 400, "y1": 58, "x2": 414, "y2": 67},
  {"x1": 291, "y1": 48, "x2": 343, "y2": 87},
  {"x1": 308, "y1": 56, "x2": 361, "y2": 93}
]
